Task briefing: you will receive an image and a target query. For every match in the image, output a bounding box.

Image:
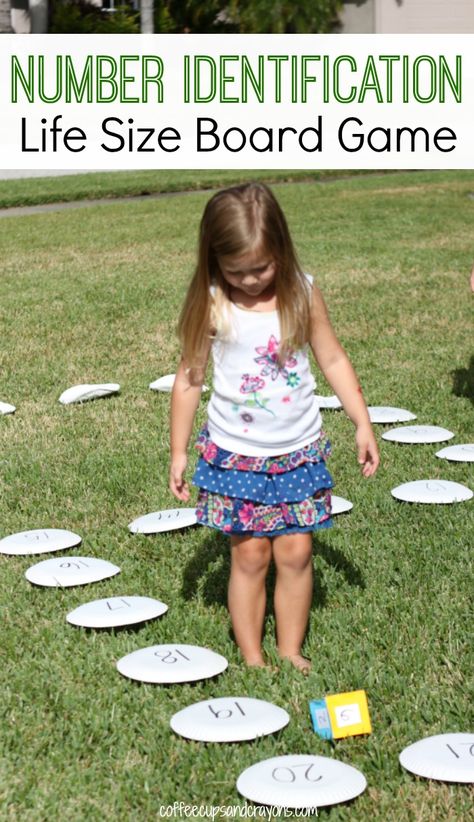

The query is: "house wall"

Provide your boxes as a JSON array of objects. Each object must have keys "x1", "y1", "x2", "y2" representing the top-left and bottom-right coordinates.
[
  {"x1": 376, "y1": 0, "x2": 474, "y2": 33},
  {"x1": 339, "y1": 0, "x2": 474, "y2": 33},
  {"x1": 11, "y1": 0, "x2": 29, "y2": 33},
  {"x1": 338, "y1": 0, "x2": 375, "y2": 33}
]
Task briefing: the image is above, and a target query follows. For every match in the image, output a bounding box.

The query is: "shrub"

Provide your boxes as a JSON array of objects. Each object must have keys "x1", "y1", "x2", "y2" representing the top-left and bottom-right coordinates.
[{"x1": 50, "y1": 0, "x2": 139, "y2": 34}]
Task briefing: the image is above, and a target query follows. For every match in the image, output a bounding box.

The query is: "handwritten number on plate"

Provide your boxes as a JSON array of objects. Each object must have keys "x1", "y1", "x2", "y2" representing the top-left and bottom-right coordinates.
[
  {"x1": 208, "y1": 701, "x2": 246, "y2": 719},
  {"x1": 446, "y1": 743, "x2": 474, "y2": 759},
  {"x1": 106, "y1": 598, "x2": 131, "y2": 611},
  {"x1": 154, "y1": 649, "x2": 191, "y2": 664},
  {"x1": 272, "y1": 763, "x2": 323, "y2": 784}
]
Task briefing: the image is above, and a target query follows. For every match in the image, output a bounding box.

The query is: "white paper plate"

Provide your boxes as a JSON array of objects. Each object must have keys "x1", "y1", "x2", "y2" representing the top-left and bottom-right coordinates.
[
  {"x1": 391, "y1": 480, "x2": 473, "y2": 504},
  {"x1": 331, "y1": 495, "x2": 353, "y2": 515},
  {"x1": 149, "y1": 374, "x2": 176, "y2": 392},
  {"x1": 368, "y1": 406, "x2": 417, "y2": 424},
  {"x1": 0, "y1": 528, "x2": 81, "y2": 556},
  {"x1": 59, "y1": 383, "x2": 120, "y2": 405},
  {"x1": 170, "y1": 697, "x2": 289, "y2": 742},
  {"x1": 0, "y1": 401, "x2": 16, "y2": 415},
  {"x1": 400, "y1": 733, "x2": 474, "y2": 783},
  {"x1": 314, "y1": 394, "x2": 342, "y2": 409},
  {"x1": 67, "y1": 595, "x2": 168, "y2": 629},
  {"x1": 25, "y1": 556, "x2": 120, "y2": 587},
  {"x1": 117, "y1": 643, "x2": 228, "y2": 684},
  {"x1": 436, "y1": 444, "x2": 474, "y2": 463},
  {"x1": 149, "y1": 374, "x2": 208, "y2": 392},
  {"x1": 128, "y1": 508, "x2": 197, "y2": 534},
  {"x1": 382, "y1": 425, "x2": 454, "y2": 444},
  {"x1": 237, "y1": 754, "x2": 367, "y2": 809}
]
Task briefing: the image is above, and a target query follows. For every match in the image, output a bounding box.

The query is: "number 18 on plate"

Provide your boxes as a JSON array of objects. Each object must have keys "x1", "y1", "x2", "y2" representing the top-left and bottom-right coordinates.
[{"x1": 309, "y1": 690, "x2": 372, "y2": 741}]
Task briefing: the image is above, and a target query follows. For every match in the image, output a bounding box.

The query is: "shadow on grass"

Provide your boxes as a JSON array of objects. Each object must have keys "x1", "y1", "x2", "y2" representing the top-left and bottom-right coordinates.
[
  {"x1": 181, "y1": 529, "x2": 230, "y2": 607},
  {"x1": 181, "y1": 530, "x2": 365, "y2": 613},
  {"x1": 452, "y1": 355, "x2": 474, "y2": 405}
]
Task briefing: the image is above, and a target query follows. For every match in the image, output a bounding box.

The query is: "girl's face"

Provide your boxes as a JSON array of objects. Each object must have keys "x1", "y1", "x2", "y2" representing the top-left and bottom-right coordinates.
[{"x1": 218, "y1": 247, "x2": 277, "y2": 298}]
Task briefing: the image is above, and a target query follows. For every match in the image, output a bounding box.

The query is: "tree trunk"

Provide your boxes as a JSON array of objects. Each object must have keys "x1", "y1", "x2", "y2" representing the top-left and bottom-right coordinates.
[
  {"x1": 141, "y1": 0, "x2": 154, "y2": 33},
  {"x1": 0, "y1": 0, "x2": 12, "y2": 32}
]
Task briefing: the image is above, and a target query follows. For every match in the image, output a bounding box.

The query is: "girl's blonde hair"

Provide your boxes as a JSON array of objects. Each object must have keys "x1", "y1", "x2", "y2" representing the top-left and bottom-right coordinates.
[{"x1": 178, "y1": 182, "x2": 311, "y2": 377}]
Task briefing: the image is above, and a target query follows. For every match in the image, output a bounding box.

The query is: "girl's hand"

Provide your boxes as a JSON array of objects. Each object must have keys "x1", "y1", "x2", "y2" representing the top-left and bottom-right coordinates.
[
  {"x1": 169, "y1": 453, "x2": 190, "y2": 501},
  {"x1": 356, "y1": 424, "x2": 380, "y2": 477}
]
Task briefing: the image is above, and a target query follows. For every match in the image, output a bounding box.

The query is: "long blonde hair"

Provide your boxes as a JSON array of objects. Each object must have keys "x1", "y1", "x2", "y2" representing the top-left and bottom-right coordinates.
[{"x1": 178, "y1": 182, "x2": 311, "y2": 374}]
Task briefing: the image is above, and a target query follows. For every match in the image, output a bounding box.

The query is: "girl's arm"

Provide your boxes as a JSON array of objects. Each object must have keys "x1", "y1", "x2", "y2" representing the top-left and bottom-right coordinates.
[
  {"x1": 309, "y1": 285, "x2": 380, "y2": 477},
  {"x1": 169, "y1": 347, "x2": 211, "y2": 501}
]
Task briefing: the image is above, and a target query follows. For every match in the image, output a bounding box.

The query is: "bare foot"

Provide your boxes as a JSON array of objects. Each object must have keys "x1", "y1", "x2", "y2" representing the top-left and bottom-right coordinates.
[
  {"x1": 244, "y1": 656, "x2": 267, "y2": 668},
  {"x1": 280, "y1": 654, "x2": 311, "y2": 674},
  {"x1": 244, "y1": 656, "x2": 279, "y2": 671}
]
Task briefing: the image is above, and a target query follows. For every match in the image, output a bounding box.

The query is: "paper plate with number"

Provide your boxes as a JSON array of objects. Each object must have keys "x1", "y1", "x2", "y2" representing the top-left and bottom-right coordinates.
[
  {"x1": 59, "y1": 383, "x2": 120, "y2": 405},
  {"x1": 128, "y1": 508, "x2": 197, "y2": 534},
  {"x1": 67, "y1": 595, "x2": 168, "y2": 629},
  {"x1": 391, "y1": 480, "x2": 473, "y2": 504},
  {"x1": 170, "y1": 697, "x2": 289, "y2": 742},
  {"x1": 117, "y1": 643, "x2": 228, "y2": 684},
  {"x1": 149, "y1": 374, "x2": 208, "y2": 392},
  {"x1": 315, "y1": 394, "x2": 342, "y2": 409},
  {"x1": 399, "y1": 733, "x2": 474, "y2": 783},
  {"x1": 436, "y1": 444, "x2": 474, "y2": 463},
  {"x1": 0, "y1": 401, "x2": 16, "y2": 415},
  {"x1": 0, "y1": 528, "x2": 82, "y2": 556},
  {"x1": 237, "y1": 754, "x2": 367, "y2": 809},
  {"x1": 331, "y1": 496, "x2": 353, "y2": 515},
  {"x1": 368, "y1": 406, "x2": 416, "y2": 424},
  {"x1": 382, "y1": 425, "x2": 454, "y2": 444},
  {"x1": 25, "y1": 556, "x2": 120, "y2": 587}
]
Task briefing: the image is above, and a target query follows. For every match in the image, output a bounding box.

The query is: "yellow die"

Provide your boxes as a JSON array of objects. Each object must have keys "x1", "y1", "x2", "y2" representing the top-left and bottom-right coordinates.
[{"x1": 325, "y1": 690, "x2": 372, "y2": 739}]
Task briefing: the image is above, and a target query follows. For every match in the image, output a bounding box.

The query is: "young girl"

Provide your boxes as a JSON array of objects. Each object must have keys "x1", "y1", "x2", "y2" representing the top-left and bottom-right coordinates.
[{"x1": 169, "y1": 182, "x2": 379, "y2": 673}]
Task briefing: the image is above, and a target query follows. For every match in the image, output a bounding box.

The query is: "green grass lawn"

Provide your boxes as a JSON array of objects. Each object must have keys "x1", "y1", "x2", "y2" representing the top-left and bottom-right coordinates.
[
  {"x1": 0, "y1": 169, "x2": 374, "y2": 210},
  {"x1": 0, "y1": 170, "x2": 473, "y2": 821}
]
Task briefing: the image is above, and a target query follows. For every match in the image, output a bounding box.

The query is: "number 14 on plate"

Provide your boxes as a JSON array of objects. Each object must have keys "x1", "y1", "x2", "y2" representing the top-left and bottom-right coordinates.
[{"x1": 309, "y1": 690, "x2": 372, "y2": 741}]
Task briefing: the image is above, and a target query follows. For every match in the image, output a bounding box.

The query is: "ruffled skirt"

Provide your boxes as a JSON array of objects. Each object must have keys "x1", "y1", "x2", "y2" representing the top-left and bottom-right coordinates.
[{"x1": 192, "y1": 427, "x2": 333, "y2": 537}]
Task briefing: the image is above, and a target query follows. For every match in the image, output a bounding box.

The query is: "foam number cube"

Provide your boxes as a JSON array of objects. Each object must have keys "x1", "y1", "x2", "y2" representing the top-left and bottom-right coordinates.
[{"x1": 310, "y1": 690, "x2": 371, "y2": 740}]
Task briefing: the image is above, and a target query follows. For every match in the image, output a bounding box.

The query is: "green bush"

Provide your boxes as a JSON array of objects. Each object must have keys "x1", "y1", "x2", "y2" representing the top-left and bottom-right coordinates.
[
  {"x1": 50, "y1": 0, "x2": 342, "y2": 34},
  {"x1": 229, "y1": 0, "x2": 343, "y2": 34},
  {"x1": 50, "y1": 0, "x2": 139, "y2": 34},
  {"x1": 153, "y1": 0, "x2": 342, "y2": 33}
]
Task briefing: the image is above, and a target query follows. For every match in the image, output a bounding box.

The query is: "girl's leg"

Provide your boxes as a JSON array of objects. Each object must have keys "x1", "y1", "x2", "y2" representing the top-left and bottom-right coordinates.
[
  {"x1": 272, "y1": 532, "x2": 313, "y2": 672},
  {"x1": 228, "y1": 534, "x2": 272, "y2": 666}
]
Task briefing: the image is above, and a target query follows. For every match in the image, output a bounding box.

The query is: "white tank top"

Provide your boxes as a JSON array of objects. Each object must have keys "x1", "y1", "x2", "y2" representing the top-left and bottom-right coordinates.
[{"x1": 207, "y1": 277, "x2": 322, "y2": 456}]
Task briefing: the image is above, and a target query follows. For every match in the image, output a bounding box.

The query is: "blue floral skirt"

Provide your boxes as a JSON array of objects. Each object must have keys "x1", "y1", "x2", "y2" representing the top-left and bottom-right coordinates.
[{"x1": 191, "y1": 427, "x2": 333, "y2": 537}]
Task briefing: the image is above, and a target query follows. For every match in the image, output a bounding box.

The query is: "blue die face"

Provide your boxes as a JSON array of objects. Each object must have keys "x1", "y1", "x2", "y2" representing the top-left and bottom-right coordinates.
[
  {"x1": 309, "y1": 699, "x2": 333, "y2": 740},
  {"x1": 315, "y1": 708, "x2": 331, "y2": 729}
]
